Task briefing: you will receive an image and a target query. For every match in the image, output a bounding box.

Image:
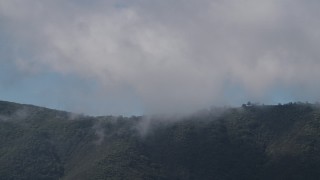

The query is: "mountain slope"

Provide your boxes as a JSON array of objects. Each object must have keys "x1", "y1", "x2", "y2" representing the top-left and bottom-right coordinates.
[{"x1": 0, "y1": 101, "x2": 320, "y2": 179}]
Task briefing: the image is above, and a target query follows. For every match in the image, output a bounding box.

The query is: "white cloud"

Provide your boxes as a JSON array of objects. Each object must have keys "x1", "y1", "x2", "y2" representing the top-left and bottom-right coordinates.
[{"x1": 1, "y1": 0, "x2": 320, "y2": 114}]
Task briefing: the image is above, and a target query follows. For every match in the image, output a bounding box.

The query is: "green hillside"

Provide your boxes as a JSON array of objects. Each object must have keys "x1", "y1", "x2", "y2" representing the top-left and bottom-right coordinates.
[{"x1": 1, "y1": 101, "x2": 320, "y2": 179}]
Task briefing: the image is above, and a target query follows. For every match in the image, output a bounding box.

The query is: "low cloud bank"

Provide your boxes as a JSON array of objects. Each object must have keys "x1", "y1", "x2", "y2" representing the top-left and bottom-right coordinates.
[{"x1": 1, "y1": 0, "x2": 320, "y2": 115}]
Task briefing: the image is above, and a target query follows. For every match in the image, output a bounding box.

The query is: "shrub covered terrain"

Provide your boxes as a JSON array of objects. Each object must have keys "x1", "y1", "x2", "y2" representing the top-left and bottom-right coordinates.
[{"x1": 0, "y1": 101, "x2": 320, "y2": 179}]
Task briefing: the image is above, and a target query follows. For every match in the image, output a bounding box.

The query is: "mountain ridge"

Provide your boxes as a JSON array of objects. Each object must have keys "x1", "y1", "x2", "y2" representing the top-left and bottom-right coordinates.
[{"x1": 0, "y1": 100, "x2": 320, "y2": 179}]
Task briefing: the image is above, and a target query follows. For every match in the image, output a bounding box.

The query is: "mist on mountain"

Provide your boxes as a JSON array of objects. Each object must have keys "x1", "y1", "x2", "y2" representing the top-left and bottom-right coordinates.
[{"x1": 1, "y1": 100, "x2": 320, "y2": 179}]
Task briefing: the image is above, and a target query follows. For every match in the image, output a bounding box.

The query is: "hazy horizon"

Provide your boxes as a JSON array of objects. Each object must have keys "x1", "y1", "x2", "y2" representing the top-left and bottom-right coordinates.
[{"x1": 1, "y1": 0, "x2": 320, "y2": 116}]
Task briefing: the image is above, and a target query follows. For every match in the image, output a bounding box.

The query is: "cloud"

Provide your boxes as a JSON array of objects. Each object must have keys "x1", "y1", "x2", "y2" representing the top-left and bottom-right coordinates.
[{"x1": 1, "y1": 0, "x2": 320, "y2": 114}]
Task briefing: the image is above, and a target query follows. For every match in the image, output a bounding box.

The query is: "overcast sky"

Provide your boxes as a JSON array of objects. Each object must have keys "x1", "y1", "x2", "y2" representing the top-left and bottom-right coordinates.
[{"x1": 1, "y1": 0, "x2": 320, "y2": 115}]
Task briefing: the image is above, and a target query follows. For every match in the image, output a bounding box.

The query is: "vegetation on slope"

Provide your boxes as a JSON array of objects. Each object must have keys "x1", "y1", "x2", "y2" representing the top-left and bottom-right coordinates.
[{"x1": 0, "y1": 101, "x2": 320, "y2": 179}]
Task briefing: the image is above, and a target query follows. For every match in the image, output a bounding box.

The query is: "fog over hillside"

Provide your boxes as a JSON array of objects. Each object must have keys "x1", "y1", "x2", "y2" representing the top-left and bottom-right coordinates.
[
  {"x1": 1, "y1": 100, "x2": 320, "y2": 179},
  {"x1": 2, "y1": 1, "x2": 320, "y2": 179}
]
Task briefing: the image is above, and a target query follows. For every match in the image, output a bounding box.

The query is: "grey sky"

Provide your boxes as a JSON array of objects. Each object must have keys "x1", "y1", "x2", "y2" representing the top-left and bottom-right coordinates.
[{"x1": 1, "y1": 0, "x2": 320, "y2": 115}]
